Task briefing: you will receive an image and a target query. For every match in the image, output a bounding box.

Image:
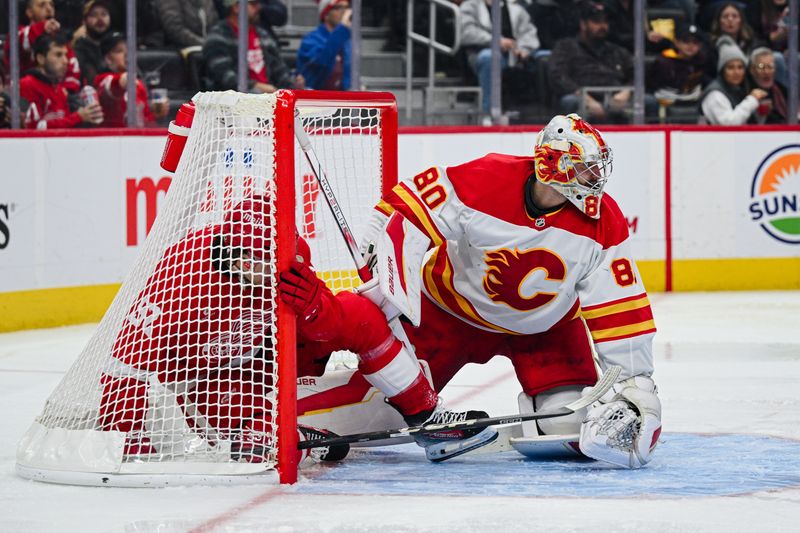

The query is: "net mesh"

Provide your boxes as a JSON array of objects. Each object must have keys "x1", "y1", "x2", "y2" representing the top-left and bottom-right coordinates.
[{"x1": 18, "y1": 91, "x2": 387, "y2": 481}]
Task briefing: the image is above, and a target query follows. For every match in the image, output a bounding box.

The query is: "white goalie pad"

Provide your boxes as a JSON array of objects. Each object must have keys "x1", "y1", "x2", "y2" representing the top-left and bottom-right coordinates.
[
  {"x1": 373, "y1": 212, "x2": 430, "y2": 326},
  {"x1": 510, "y1": 434, "x2": 582, "y2": 460}
]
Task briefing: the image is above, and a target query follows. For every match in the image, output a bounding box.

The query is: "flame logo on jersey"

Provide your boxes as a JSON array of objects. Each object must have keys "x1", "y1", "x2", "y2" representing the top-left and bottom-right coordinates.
[{"x1": 482, "y1": 248, "x2": 567, "y2": 311}]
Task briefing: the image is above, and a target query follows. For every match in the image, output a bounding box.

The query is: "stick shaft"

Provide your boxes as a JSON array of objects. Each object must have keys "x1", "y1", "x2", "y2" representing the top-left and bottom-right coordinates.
[
  {"x1": 294, "y1": 115, "x2": 372, "y2": 282},
  {"x1": 298, "y1": 366, "x2": 620, "y2": 450}
]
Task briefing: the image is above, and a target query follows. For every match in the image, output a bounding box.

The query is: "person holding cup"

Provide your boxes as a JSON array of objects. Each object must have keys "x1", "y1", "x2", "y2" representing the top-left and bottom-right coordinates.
[{"x1": 748, "y1": 46, "x2": 788, "y2": 124}]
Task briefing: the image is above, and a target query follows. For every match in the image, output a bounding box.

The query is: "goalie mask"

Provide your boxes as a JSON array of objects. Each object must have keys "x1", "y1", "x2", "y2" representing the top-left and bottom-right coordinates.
[{"x1": 533, "y1": 114, "x2": 613, "y2": 219}]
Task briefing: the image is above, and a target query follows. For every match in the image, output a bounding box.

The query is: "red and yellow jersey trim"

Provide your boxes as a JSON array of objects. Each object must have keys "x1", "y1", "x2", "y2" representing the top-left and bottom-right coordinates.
[
  {"x1": 582, "y1": 293, "x2": 656, "y2": 343},
  {"x1": 374, "y1": 199, "x2": 395, "y2": 217},
  {"x1": 423, "y1": 244, "x2": 519, "y2": 335},
  {"x1": 388, "y1": 182, "x2": 446, "y2": 246}
]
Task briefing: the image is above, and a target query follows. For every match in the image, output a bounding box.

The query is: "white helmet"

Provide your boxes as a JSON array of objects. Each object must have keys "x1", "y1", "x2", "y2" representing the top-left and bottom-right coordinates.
[{"x1": 533, "y1": 114, "x2": 613, "y2": 219}]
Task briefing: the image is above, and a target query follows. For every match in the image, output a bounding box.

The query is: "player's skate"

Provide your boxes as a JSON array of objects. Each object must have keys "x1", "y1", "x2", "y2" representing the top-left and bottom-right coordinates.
[
  {"x1": 298, "y1": 425, "x2": 350, "y2": 462},
  {"x1": 404, "y1": 401, "x2": 498, "y2": 462}
]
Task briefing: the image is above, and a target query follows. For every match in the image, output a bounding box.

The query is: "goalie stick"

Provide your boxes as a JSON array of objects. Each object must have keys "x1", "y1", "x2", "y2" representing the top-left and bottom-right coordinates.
[
  {"x1": 294, "y1": 113, "x2": 373, "y2": 282},
  {"x1": 298, "y1": 365, "x2": 621, "y2": 451}
]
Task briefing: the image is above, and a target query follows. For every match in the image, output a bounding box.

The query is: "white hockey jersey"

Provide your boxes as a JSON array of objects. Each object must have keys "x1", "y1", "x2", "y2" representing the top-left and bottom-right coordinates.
[{"x1": 378, "y1": 153, "x2": 656, "y2": 378}]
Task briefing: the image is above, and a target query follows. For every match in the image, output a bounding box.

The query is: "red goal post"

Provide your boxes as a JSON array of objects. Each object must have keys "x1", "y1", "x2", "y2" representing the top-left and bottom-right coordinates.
[{"x1": 15, "y1": 90, "x2": 398, "y2": 486}]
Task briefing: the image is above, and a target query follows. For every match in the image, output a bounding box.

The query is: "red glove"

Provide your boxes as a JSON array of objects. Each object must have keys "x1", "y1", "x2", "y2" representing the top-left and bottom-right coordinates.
[{"x1": 279, "y1": 260, "x2": 323, "y2": 322}]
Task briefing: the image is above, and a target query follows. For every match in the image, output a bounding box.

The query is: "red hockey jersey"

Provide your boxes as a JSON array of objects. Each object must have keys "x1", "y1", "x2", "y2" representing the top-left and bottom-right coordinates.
[
  {"x1": 19, "y1": 71, "x2": 81, "y2": 129},
  {"x1": 112, "y1": 226, "x2": 335, "y2": 382},
  {"x1": 94, "y1": 72, "x2": 155, "y2": 128},
  {"x1": 3, "y1": 22, "x2": 81, "y2": 92}
]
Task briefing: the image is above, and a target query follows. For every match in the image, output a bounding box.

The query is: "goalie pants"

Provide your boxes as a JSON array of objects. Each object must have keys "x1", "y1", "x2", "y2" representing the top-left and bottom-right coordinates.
[{"x1": 403, "y1": 296, "x2": 598, "y2": 396}]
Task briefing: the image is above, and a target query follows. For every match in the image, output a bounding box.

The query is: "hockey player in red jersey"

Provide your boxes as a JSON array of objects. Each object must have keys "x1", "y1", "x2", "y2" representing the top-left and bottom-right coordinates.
[
  {"x1": 363, "y1": 114, "x2": 662, "y2": 468},
  {"x1": 100, "y1": 194, "x2": 491, "y2": 463}
]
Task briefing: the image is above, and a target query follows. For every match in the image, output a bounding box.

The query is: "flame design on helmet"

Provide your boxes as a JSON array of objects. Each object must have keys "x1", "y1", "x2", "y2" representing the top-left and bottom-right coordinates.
[
  {"x1": 482, "y1": 248, "x2": 566, "y2": 312},
  {"x1": 533, "y1": 114, "x2": 613, "y2": 219}
]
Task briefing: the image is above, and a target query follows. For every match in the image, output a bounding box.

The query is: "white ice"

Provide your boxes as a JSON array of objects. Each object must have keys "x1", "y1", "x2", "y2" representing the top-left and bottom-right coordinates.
[{"x1": 1, "y1": 291, "x2": 799, "y2": 532}]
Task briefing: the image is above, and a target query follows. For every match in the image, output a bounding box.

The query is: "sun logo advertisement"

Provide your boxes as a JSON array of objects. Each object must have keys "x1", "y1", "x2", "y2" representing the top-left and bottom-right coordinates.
[{"x1": 749, "y1": 145, "x2": 800, "y2": 245}]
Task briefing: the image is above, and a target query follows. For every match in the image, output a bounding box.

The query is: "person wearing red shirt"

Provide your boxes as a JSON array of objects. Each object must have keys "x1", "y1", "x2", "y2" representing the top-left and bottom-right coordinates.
[
  {"x1": 3, "y1": 0, "x2": 82, "y2": 93},
  {"x1": 93, "y1": 32, "x2": 169, "y2": 128},
  {"x1": 202, "y1": 0, "x2": 303, "y2": 93},
  {"x1": 19, "y1": 33, "x2": 103, "y2": 129}
]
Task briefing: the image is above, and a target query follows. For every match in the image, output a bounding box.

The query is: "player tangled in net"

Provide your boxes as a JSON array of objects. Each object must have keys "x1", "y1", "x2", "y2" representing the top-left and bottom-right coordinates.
[{"x1": 98, "y1": 193, "x2": 494, "y2": 465}]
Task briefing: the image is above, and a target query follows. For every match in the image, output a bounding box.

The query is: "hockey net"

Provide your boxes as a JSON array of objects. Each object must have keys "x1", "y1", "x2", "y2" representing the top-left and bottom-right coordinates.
[{"x1": 16, "y1": 90, "x2": 398, "y2": 486}]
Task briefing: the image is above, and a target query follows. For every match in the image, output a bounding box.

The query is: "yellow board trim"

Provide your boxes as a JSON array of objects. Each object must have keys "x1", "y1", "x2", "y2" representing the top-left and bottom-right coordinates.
[
  {"x1": 672, "y1": 257, "x2": 800, "y2": 291},
  {"x1": 590, "y1": 319, "x2": 657, "y2": 341},
  {"x1": 0, "y1": 284, "x2": 121, "y2": 333},
  {"x1": 582, "y1": 294, "x2": 651, "y2": 319},
  {"x1": 637, "y1": 260, "x2": 665, "y2": 293}
]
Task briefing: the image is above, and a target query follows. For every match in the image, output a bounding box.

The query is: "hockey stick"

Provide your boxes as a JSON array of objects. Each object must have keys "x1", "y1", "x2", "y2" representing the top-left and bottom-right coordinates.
[
  {"x1": 294, "y1": 113, "x2": 373, "y2": 282},
  {"x1": 298, "y1": 365, "x2": 621, "y2": 450}
]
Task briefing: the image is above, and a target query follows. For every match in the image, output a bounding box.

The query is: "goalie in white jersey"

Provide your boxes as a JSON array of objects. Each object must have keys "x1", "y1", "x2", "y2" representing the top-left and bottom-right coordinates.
[{"x1": 365, "y1": 114, "x2": 662, "y2": 468}]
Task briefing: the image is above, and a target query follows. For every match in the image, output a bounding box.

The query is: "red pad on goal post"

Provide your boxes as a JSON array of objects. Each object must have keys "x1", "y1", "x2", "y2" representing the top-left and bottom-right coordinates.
[{"x1": 15, "y1": 90, "x2": 398, "y2": 487}]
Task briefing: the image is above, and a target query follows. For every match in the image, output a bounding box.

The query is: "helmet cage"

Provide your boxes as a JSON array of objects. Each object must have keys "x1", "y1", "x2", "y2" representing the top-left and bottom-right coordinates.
[{"x1": 534, "y1": 114, "x2": 613, "y2": 219}]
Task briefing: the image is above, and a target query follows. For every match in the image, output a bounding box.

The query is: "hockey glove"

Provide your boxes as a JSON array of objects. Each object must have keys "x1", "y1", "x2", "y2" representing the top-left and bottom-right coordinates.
[
  {"x1": 279, "y1": 260, "x2": 323, "y2": 322},
  {"x1": 579, "y1": 375, "x2": 662, "y2": 469}
]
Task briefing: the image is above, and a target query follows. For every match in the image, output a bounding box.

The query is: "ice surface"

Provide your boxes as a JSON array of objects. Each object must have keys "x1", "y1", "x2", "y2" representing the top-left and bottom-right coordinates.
[{"x1": 1, "y1": 291, "x2": 799, "y2": 532}]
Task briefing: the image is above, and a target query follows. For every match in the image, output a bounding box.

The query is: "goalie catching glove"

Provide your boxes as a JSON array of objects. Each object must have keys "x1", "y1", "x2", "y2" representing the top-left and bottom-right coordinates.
[{"x1": 579, "y1": 375, "x2": 662, "y2": 469}]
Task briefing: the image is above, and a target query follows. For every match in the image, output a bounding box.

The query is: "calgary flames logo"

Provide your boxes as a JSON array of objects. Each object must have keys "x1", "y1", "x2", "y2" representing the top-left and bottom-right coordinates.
[
  {"x1": 534, "y1": 144, "x2": 574, "y2": 185},
  {"x1": 482, "y1": 248, "x2": 567, "y2": 311}
]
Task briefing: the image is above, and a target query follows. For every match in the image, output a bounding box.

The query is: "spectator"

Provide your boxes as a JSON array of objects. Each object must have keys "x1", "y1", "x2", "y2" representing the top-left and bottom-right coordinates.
[
  {"x1": 94, "y1": 32, "x2": 168, "y2": 128},
  {"x1": 710, "y1": 2, "x2": 763, "y2": 54},
  {"x1": 156, "y1": 0, "x2": 219, "y2": 48},
  {"x1": 700, "y1": 36, "x2": 765, "y2": 125},
  {"x1": 20, "y1": 33, "x2": 103, "y2": 129},
  {"x1": 459, "y1": 0, "x2": 540, "y2": 120},
  {"x1": 748, "y1": 46, "x2": 788, "y2": 124},
  {"x1": 257, "y1": 0, "x2": 288, "y2": 43},
  {"x1": 72, "y1": 0, "x2": 112, "y2": 87},
  {"x1": 648, "y1": 23, "x2": 714, "y2": 103},
  {"x1": 3, "y1": 0, "x2": 82, "y2": 93},
  {"x1": 53, "y1": 0, "x2": 85, "y2": 34},
  {"x1": 526, "y1": 0, "x2": 580, "y2": 51},
  {"x1": 746, "y1": 0, "x2": 790, "y2": 85},
  {"x1": 296, "y1": 0, "x2": 352, "y2": 90},
  {"x1": 746, "y1": 0, "x2": 790, "y2": 52},
  {"x1": 203, "y1": 0, "x2": 300, "y2": 93},
  {"x1": 549, "y1": 1, "x2": 648, "y2": 123},
  {"x1": 604, "y1": 0, "x2": 692, "y2": 53},
  {"x1": 214, "y1": 0, "x2": 287, "y2": 40},
  {"x1": 0, "y1": 91, "x2": 10, "y2": 128}
]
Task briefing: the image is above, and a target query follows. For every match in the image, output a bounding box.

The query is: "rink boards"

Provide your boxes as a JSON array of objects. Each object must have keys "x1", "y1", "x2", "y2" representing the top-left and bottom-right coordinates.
[{"x1": 1, "y1": 125, "x2": 799, "y2": 331}]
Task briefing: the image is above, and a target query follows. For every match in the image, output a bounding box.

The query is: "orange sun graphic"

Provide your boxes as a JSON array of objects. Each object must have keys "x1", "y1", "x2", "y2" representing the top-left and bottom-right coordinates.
[{"x1": 759, "y1": 153, "x2": 800, "y2": 195}]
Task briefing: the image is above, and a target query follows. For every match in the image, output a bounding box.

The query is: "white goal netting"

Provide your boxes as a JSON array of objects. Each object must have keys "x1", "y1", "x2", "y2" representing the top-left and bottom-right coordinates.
[{"x1": 16, "y1": 91, "x2": 394, "y2": 486}]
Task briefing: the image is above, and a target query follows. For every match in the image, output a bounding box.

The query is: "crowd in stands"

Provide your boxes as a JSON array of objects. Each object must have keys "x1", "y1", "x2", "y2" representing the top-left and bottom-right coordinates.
[{"x1": 0, "y1": 0, "x2": 796, "y2": 128}]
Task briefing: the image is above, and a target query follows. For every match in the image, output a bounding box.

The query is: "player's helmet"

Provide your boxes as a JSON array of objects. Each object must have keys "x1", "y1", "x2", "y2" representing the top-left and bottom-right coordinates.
[
  {"x1": 222, "y1": 195, "x2": 273, "y2": 261},
  {"x1": 533, "y1": 114, "x2": 613, "y2": 219}
]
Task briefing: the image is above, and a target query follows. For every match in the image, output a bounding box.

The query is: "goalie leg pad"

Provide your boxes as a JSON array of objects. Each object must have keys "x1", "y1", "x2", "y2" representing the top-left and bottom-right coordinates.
[
  {"x1": 511, "y1": 388, "x2": 583, "y2": 460},
  {"x1": 533, "y1": 386, "x2": 584, "y2": 437}
]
